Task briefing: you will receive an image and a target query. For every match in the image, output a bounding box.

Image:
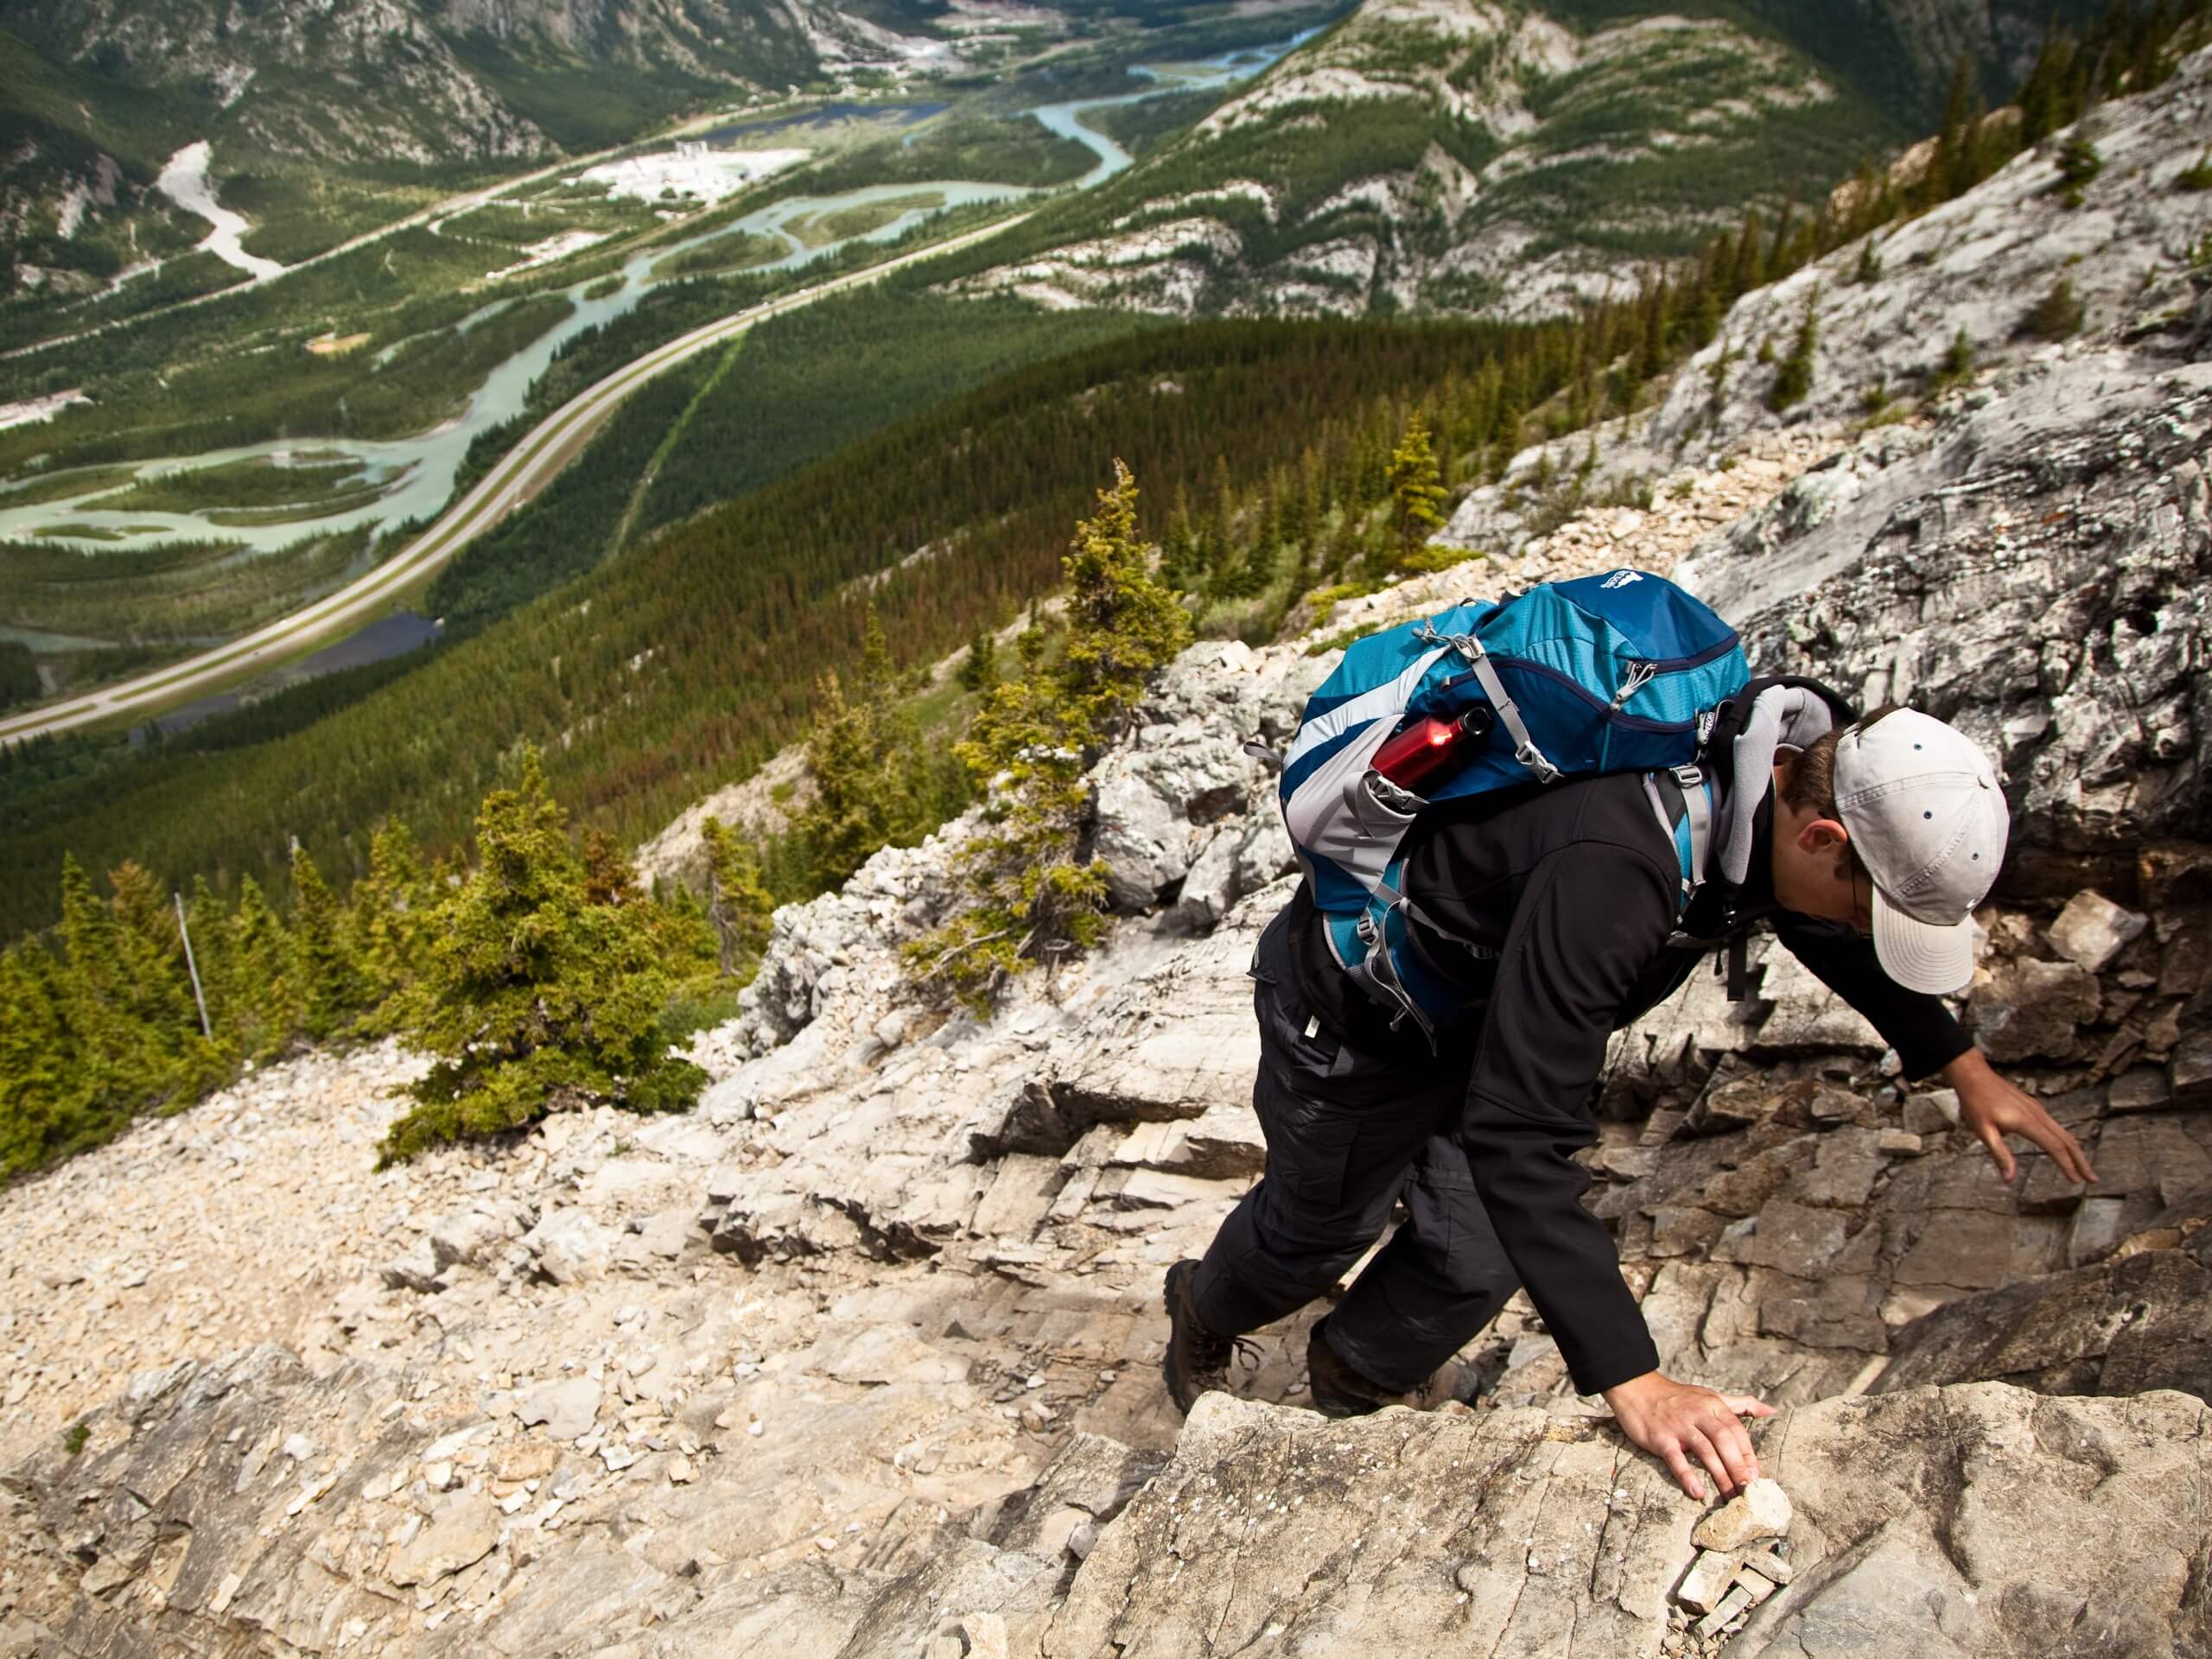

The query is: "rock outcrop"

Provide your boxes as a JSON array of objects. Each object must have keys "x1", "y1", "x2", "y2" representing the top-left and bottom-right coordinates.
[{"x1": 1042, "y1": 1383, "x2": 2212, "y2": 1658}]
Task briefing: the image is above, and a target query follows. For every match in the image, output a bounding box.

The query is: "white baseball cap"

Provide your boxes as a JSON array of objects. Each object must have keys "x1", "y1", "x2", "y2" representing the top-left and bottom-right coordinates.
[{"x1": 1832, "y1": 709, "x2": 2009, "y2": 995}]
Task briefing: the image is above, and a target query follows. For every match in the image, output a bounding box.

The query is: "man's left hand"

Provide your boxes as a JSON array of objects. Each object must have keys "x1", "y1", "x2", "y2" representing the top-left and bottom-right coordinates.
[{"x1": 1942, "y1": 1047, "x2": 2098, "y2": 1186}]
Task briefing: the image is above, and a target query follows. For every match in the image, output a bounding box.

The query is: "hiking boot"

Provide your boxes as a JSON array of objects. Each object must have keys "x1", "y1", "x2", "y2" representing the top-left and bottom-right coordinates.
[
  {"x1": 1161, "y1": 1259, "x2": 1236, "y2": 1415},
  {"x1": 1306, "y1": 1317, "x2": 1485, "y2": 1418}
]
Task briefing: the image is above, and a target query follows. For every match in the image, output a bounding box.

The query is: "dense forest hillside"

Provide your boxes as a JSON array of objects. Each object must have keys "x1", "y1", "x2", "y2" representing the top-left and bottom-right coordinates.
[{"x1": 935, "y1": 0, "x2": 2120, "y2": 321}]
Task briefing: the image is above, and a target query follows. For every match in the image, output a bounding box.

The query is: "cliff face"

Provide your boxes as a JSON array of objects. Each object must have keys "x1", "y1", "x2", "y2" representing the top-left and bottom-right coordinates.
[{"x1": 4, "y1": 51, "x2": 2212, "y2": 1659}]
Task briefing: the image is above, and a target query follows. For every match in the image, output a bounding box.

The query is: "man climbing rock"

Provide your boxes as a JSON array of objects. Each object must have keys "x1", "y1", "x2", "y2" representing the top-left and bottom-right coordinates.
[{"x1": 1164, "y1": 688, "x2": 2096, "y2": 1503}]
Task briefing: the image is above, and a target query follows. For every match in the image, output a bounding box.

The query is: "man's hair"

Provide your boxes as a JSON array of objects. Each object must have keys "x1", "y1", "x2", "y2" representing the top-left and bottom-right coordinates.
[{"x1": 1780, "y1": 704, "x2": 1904, "y2": 820}]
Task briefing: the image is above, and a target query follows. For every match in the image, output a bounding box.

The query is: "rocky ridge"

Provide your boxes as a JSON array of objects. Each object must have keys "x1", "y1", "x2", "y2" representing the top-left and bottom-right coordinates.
[
  {"x1": 5, "y1": 63, "x2": 2212, "y2": 1659},
  {"x1": 1442, "y1": 36, "x2": 2212, "y2": 556}
]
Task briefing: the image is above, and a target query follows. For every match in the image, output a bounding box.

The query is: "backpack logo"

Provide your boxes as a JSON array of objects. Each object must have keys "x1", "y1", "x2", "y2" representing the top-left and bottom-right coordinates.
[{"x1": 1601, "y1": 569, "x2": 1643, "y2": 589}]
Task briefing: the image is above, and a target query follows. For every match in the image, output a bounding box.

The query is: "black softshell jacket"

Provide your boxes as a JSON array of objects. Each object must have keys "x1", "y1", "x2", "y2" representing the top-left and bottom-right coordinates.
[{"x1": 1281, "y1": 768, "x2": 1974, "y2": 1395}]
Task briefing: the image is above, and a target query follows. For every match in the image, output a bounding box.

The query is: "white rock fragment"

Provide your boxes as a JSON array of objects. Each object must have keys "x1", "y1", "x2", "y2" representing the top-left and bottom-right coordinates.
[
  {"x1": 1675, "y1": 1548, "x2": 1738, "y2": 1613},
  {"x1": 1696, "y1": 1583, "x2": 1756, "y2": 1638},
  {"x1": 516, "y1": 1378, "x2": 601, "y2": 1442},
  {"x1": 1689, "y1": 1478, "x2": 1792, "y2": 1552},
  {"x1": 2045, "y1": 890, "x2": 2148, "y2": 974}
]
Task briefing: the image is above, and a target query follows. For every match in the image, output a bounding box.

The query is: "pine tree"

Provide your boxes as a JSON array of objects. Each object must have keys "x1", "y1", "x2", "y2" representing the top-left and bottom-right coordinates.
[
  {"x1": 185, "y1": 875, "x2": 237, "y2": 1055},
  {"x1": 1209, "y1": 455, "x2": 1238, "y2": 582},
  {"x1": 2021, "y1": 276, "x2": 2086, "y2": 340},
  {"x1": 108, "y1": 860, "x2": 219, "y2": 1096},
  {"x1": 958, "y1": 626, "x2": 998, "y2": 693},
  {"x1": 54, "y1": 855, "x2": 130, "y2": 1108},
  {"x1": 381, "y1": 747, "x2": 707, "y2": 1160},
  {"x1": 1935, "y1": 325, "x2": 1976, "y2": 389},
  {"x1": 1768, "y1": 290, "x2": 1820, "y2": 411},
  {"x1": 803, "y1": 668, "x2": 896, "y2": 888},
  {"x1": 226, "y1": 874, "x2": 305, "y2": 1061},
  {"x1": 289, "y1": 843, "x2": 366, "y2": 1040},
  {"x1": 350, "y1": 822, "x2": 433, "y2": 1025},
  {"x1": 701, "y1": 815, "x2": 775, "y2": 979},
  {"x1": 2018, "y1": 31, "x2": 2068, "y2": 143},
  {"x1": 800, "y1": 604, "x2": 958, "y2": 889},
  {"x1": 0, "y1": 943, "x2": 94, "y2": 1176},
  {"x1": 1159, "y1": 484, "x2": 1198, "y2": 590},
  {"x1": 1928, "y1": 53, "x2": 1977, "y2": 209},
  {"x1": 912, "y1": 461, "x2": 1189, "y2": 1006},
  {"x1": 1728, "y1": 208, "x2": 1765, "y2": 299},
  {"x1": 1387, "y1": 411, "x2": 1449, "y2": 559},
  {"x1": 582, "y1": 829, "x2": 637, "y2": 908}
]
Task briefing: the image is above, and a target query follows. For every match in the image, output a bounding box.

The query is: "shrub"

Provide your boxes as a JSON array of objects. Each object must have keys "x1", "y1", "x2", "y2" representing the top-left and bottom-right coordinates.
[
  {"x1": 1931, "y1": 327, "x2": 1976, "y2": 391},
  {"x1": 2055, "y1": 134, "x2": 2103, "y2": 206},
  {"x1": 1767, "y1": 293, "x2": 1819, "y2": 412},
  {"x1": 2019, "y1": 277, "x2": 2086, "y2": 342}
]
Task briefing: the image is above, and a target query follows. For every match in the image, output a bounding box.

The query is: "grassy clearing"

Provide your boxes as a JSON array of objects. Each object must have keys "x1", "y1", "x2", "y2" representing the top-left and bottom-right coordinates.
[
  {"x1": 651, "y1": 232, "x2": 787, "y2": 279},
  {"x1": 0, "y1": 467, "x2": 140, "y2": 509},
  {"x1": 29, "y1": 523, "x2": 173, "y2": 542},
  {"x1": 82, "y1": 457, "x2": 375, "y2": 515},
  {"x1": 226, "y1": 165, "x2": 496, "y2": 265},
  {"x1": 0, "y1": 526, "x2": 371, "y2": 644}
]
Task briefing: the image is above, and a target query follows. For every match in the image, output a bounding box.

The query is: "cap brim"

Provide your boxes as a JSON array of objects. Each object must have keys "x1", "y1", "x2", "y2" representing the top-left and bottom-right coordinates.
[{"x1": 1871, "y1": 887, "x2": 1977, "y2": 995}]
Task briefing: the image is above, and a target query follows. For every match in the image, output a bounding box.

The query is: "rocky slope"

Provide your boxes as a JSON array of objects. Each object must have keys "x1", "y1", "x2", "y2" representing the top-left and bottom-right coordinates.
[
  {"x1": 4, "y1": 56, "x2": 2211, "y2": 1659},
  {"x1": 1444, "y1": 33, "x2": 2212, "y2": 558}
]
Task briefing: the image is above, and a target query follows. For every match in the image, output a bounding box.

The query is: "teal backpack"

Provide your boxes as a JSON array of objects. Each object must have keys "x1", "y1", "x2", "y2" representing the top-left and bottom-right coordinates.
[{"x1": 1279, "y1": 569, "x2": 1749, "y2": 1044}]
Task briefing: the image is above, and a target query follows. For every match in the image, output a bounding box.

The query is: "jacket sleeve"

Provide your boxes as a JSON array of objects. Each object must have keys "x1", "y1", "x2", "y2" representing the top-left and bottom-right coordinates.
[
  {"x1": 1770, "y1": 913, "x2": 1974, "y2": 1080},
  {"x1": 1456, "y1": 842, "x2": 1676, "y2": 1395}
]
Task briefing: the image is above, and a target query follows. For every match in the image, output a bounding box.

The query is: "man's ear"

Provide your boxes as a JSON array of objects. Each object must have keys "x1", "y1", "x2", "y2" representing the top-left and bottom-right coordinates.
[{"x1": 1797, "y1": 817, "x2": 1852, "y2": 857}]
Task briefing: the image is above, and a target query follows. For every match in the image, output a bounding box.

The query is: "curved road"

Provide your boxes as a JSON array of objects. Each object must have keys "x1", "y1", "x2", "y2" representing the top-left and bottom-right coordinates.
[{"x1": 0, "y1": 211, "x2": 1029, "y2": 747}]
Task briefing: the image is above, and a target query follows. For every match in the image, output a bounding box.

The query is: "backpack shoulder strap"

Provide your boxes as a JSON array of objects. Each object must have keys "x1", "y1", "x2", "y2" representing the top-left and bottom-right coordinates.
[{"x1": 1643, "y1": 763, "x2": 1716, "y2": 910}]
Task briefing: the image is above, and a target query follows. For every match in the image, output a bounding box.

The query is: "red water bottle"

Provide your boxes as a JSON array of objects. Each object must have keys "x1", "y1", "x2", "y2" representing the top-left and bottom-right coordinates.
[{"x1": 1372, "y1": 708, "x2": 1493, "y2": 793}]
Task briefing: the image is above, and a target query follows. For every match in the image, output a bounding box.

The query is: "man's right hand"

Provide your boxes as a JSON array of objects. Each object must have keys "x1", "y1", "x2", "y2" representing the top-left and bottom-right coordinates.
[{"x1": 1603, "y1": 1370, "x2": 1774, "y2": 1499}]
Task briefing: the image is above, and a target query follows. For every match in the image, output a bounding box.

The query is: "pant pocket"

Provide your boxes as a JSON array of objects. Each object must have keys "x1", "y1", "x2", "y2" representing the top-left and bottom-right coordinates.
[{"x1": 1271, "y1": 1102, "x2": 1363, "y2": 1211}]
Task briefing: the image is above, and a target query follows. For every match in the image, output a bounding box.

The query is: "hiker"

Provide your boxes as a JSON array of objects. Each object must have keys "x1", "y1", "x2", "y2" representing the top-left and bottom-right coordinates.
[{"x1": 1162, "y1": 581, "x2": 2097, "y2": 1506}]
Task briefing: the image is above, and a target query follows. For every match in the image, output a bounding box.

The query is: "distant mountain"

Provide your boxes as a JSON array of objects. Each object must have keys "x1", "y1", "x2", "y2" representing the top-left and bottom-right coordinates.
[
  {"x1": 1, "y1": 0, "x2": 954, "y2": 166},
  {"x1": 942, "y1": 0, "x2": 2109, "y2": 323},
  {"x1": 0, "y1": 0, "x2": 954, "y2": 312}
]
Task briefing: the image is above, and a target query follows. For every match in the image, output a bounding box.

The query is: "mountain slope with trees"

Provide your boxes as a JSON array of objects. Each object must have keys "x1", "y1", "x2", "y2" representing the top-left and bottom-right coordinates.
[{"x1": 934, "y1": 0, "x2": 2126, "y2": 321}]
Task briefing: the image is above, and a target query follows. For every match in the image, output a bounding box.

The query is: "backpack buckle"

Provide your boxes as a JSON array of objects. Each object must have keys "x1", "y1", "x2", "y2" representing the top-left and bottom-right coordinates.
[{"x1": 1516, "y1": 742, "x2": 1562, "y2": 785}]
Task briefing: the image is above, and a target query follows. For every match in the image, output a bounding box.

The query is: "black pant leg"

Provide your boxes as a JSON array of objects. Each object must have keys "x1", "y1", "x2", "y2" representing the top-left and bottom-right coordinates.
[
  {"x1": 1191, "y1": 907, "x2": 1465, "y2": 1341},
  {"x1": 1323, "y1": 1134, "x2": 1521, "y2": 1392}
]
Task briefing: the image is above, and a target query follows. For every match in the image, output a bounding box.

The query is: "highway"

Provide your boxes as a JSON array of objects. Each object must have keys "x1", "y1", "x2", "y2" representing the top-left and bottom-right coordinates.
[{"x1": 0, "y1": 211, "x2": 1028, "y2": 747}]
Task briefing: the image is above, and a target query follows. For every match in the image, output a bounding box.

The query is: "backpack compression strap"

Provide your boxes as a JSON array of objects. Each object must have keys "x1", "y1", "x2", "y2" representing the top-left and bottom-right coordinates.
[{"x1": 1410, "y1": 620, "x2": 1561, "y2": 785}]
